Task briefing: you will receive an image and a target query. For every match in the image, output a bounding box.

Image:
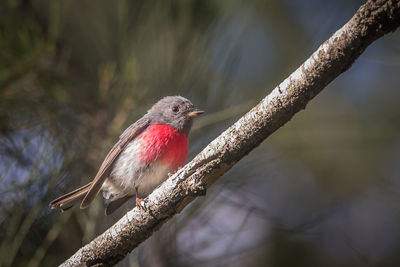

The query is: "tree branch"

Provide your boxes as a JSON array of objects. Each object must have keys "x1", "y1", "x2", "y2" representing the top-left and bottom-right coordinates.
[{"x1": 61, "y1": 1, "x2": 400, "y2": 266}]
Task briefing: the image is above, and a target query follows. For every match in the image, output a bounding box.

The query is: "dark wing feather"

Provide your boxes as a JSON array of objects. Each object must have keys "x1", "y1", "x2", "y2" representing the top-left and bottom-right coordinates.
[
  {"x1": 80, "y1": 118, "x2": 150, "y2": 209},
  {"x1": 104, "y1": 195, "x2": 133, "y2": 216}
]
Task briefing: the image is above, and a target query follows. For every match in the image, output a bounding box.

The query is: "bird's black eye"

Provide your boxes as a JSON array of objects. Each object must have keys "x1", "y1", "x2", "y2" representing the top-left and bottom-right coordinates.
[{"x1": 172, "y1": 106, "x2": 179, "y2": 112}]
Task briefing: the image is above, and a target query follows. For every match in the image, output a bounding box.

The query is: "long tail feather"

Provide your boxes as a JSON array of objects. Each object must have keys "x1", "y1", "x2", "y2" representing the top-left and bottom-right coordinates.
[{"x1": 49, "y1": 183, "x2": 92, "y2": 211}]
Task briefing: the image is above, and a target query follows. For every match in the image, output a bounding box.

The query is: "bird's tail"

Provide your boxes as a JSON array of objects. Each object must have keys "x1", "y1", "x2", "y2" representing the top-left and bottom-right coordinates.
[{"x1": 49, "y1": 182, "x2": 92, "y2": 211}]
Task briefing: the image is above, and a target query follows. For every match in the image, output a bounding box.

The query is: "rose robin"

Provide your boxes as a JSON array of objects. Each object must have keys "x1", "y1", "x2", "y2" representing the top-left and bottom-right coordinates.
[{"x1": 49, "y1": 96, "x2": 203, "y2": 215}]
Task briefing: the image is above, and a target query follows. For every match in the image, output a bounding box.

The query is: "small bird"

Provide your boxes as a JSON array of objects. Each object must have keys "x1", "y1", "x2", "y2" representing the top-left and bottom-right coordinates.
[{"x1": 49, "y1": 96, "x2": 203, "y2": 215}]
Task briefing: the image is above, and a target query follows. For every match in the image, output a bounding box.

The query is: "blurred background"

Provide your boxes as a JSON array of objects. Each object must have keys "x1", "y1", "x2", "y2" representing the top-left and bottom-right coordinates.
[{"x1": 1, "y1": 0, "x2": 400, "y2": 266}]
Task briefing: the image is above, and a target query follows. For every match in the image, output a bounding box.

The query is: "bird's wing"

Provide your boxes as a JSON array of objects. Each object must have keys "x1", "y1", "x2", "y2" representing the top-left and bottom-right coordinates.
[{"x1": 80, "y1": 117, "x2": 151, "y2": 209}]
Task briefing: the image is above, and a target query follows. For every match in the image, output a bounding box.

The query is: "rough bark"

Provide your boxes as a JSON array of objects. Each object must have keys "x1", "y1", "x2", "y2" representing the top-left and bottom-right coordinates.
[{"x1": 61, "y1": 1, "x2": 400, "y2": 266}]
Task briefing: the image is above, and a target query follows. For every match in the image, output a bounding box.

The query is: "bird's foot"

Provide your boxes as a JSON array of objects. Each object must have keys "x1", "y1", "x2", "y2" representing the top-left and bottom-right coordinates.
[{"x1": 136, "y1": 197, "x2": 147, "y2": 211}]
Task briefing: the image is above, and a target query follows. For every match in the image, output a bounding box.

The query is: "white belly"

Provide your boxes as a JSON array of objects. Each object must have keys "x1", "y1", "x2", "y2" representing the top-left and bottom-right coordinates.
[{"x1": 101, "y1": 138, "x2": 172, "y2": 200}]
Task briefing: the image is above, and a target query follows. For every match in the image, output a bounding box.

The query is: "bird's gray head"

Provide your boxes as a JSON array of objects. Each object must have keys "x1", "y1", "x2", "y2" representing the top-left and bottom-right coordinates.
[{"x1": 146, "y1": 96, "x2": 203, "y2": 135}]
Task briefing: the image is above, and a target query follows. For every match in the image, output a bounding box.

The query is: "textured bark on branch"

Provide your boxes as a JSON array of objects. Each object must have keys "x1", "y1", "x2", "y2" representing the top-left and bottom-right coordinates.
[{"x1": 61, "y1": 1, "x2": 400, "y2": 266}]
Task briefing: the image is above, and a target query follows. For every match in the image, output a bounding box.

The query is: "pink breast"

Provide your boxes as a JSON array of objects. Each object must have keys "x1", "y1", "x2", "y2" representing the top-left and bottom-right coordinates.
[{"x1": 138, "y1": 124, "x2": 188, "y2": 171}]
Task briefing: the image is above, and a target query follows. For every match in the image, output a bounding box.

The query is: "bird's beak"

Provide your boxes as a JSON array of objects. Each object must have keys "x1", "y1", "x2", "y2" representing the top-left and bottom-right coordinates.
[{"x1": 187, "y1": 110, "x2": 204, "y2": 117}]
